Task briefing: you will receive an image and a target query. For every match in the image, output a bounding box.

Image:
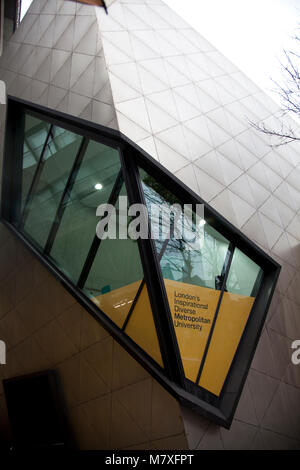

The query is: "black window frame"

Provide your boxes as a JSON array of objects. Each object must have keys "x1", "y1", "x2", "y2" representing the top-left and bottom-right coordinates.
[{"x1": 1, "y1": 96, "x2": 281, "y2": 428}]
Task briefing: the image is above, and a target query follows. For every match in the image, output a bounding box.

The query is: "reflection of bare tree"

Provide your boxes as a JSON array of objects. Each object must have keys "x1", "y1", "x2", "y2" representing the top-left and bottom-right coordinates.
[
  {"x1": 142, "y1": 175, "x2": 227, "y2": 288},
  {"x1": 251, "y1": 32, "x2": 300, "y2": 146}
]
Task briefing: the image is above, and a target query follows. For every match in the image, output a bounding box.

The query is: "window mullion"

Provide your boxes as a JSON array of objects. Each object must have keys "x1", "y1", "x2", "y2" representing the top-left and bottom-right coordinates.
[
  {"x1": 77, "y1": 167, "x2": 124, "y2": 289},
  {"x1": 196, "y1": 243, "x2": 235, "y2": 385},
  {"x1": 121, "y1": 233, "x2": 175, "y2": 332},
  {"x1": 20, "y1": 124, "x2": 54, "y2": 228},
  {"x1": 119, "y1": 146, "x2": 185, "y2": 386}
]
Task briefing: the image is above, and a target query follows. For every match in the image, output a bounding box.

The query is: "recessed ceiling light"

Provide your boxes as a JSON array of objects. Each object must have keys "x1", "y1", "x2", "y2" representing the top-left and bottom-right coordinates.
[{"x1": 94, "y1": 183, "x2": 103, "y2": 190}]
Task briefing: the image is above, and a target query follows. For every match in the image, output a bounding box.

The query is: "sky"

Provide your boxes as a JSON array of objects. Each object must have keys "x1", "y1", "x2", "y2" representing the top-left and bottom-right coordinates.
[
  {"x1": 21, "y1": 0, "x2": 300, "y2": 101},
  {"x1": 20, "y1": 0, "x2": 33, "y2": 20}
]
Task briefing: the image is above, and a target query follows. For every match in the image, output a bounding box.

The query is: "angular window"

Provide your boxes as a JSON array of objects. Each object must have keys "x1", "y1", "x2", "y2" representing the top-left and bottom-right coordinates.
[{"x1": 2, "y1": 98, "x2": 280, "y2": 428}]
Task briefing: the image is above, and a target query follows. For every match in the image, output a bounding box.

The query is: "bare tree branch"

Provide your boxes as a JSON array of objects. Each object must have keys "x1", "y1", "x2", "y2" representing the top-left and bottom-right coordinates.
[
  {"x1": 250, "y1": 121, "x2": 300, "y2": 147},
  {"x1": 251, "y1": 29, "x2": 300, "y2": 146}
]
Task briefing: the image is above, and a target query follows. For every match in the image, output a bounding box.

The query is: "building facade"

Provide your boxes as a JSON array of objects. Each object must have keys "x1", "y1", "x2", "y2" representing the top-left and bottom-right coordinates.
[{"x1": 0, "y1": 0, "x2": 299, "y2": 449}]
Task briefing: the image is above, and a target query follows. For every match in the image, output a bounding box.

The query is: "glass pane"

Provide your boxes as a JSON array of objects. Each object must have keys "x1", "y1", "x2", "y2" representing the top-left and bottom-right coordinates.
[
  {"x1": 199, "y1": 249, "x2": 263, "y2": 396},
  {"x1": 226, "y1": 248, "x2": 262, "y2": 296},
  {"x1": 22, "y1": 126, "x2": 82, "y2": 249},
  {"x1": 160, "y1": 223, "x2": 229, "y2": 289},
  {"x1": 50, "y1": 140, "x2": 122, "y2": 283},
  {"x1": 20, "y1": 115, "x2": 50, "y2": 212},
  {"x1": 140, "y1": 169, "x2": 230, "y2": 382},
  {"x1": 82, "y1": 185, "x2": 144, "y2": 328},
  {"x1": 125, "y1": 285, "x2": 163, "y2": 367}
]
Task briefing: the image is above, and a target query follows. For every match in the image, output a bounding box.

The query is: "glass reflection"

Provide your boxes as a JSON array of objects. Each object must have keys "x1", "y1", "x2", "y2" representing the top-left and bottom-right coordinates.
[{"x1": 140, "y1": 169, "x2": 230, "y2": 381}]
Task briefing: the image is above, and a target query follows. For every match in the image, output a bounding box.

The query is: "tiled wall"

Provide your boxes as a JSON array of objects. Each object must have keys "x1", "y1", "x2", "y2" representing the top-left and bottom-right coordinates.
[{"x1": 0, "y1": 0, "x2": 299, "y2": 449}]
